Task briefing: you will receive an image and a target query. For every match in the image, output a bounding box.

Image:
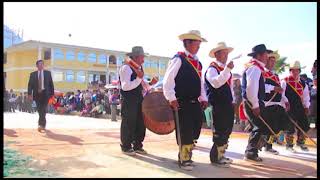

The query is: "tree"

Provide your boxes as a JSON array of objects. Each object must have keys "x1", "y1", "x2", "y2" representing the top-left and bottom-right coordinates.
[{"x1": 274, "y1": 57, "x2": 289, "y2": 75}]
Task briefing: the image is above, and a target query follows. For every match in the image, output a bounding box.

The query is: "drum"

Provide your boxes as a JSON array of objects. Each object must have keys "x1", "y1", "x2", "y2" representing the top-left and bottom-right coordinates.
[{"x1": 142, "y1": 89, "x2": 175, "y2": 135}]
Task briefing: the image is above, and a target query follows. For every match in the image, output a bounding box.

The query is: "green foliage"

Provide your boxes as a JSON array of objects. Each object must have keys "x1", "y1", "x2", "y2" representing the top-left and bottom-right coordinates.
[{"x1": 274, "y1": 57, "x2": 289, "y2": 75}]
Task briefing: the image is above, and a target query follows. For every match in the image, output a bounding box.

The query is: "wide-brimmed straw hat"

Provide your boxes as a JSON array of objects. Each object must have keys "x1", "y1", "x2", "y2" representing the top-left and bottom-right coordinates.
[
  {"x1": 248, "y1": 44, "x2": 273, "y2": 57},
  {"x1": 268, "y1": 50, "x2": 280, "y2": 60},
  {"x1": 209, "y1": 42, "x2": 234, "y2": 58},
  {"x1": 289, "y1": 60, "x2": 306, "y2": 70},
  {"x1": 126, "y1": 46, "x2": 149, "y2": 57},
  {"x1": 178, "y1": 30, "x2": 207, "y2": 42}
]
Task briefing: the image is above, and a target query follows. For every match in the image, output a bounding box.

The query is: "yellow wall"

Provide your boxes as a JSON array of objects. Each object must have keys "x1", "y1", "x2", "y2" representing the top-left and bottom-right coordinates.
[{"x1": 4, "y1": 43, "x2": 170, "y2": 93}]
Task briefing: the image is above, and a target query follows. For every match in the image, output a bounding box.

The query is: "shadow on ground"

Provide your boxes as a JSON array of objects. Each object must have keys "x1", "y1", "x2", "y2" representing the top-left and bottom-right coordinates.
[
  {"x1": 44, "y1": 130, "x2": 84, "y2": 145},
  {"x1": 127, "y1": 145, "x2": 316, "y2": 178},
  {"x1": 4, "y1": 128, "x2": 19, "y2": 137}
]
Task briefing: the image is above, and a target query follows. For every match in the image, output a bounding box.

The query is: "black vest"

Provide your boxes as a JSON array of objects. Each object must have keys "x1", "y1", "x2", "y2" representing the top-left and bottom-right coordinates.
[
  {"x1": 285, "y1": 79, "x2": 306, "y2": 111},
  {"x1": 264, "y1": 76, "x2": 282, "y2": 102},
  {"x1": 119, "y1": 65, "x2": 143, "y2": 101},
  {"x1": 173, "y1": 54, "x2": 201, "y2": 100},
  {"x1": 241, "y1": 66, "x2": 265, "y2": 105},
  {"x1": 205, "y1": 66, "x2": 233, "y2": 106}
]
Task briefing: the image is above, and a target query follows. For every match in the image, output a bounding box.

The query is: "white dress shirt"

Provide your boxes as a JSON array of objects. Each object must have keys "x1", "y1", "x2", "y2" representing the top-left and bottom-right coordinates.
[
  {"x1": 205, "y1": 60, "x2": 235, "y2": 103},
  {"x1": 281, "y1": 77, "x2": 310, "y2": 108},
  {"x1": 163, "y1": 49, "x2": 208, "y2": 102},
  {"x1": 244, "y1": 59, "x2": 265, "y2": 109},
  {"x1": 263, "y1": 70, "x2": 288, "y2": 108},
  {"x1": 38, "y1": 70, "x2": 45, "y2": 90},
  {"x1": 119, "y1": 64, "x2": 142, "y2": 91}
]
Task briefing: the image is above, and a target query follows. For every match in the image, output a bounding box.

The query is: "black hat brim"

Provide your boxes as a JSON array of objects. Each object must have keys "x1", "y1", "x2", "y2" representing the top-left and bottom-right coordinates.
[{"x1": 247, "y1": 49, "x2": 273, "y2": 57}]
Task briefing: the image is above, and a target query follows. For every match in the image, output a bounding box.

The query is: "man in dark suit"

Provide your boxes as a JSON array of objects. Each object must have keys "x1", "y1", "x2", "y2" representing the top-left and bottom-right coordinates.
[{"x1": 28, "y1": 59, "x2": 54, "y2": 133}]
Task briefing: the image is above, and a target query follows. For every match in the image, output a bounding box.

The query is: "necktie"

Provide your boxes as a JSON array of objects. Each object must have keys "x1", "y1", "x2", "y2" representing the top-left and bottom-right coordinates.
[{"x1": 38, "y1": 71, "x2": 42, "y2": 93}]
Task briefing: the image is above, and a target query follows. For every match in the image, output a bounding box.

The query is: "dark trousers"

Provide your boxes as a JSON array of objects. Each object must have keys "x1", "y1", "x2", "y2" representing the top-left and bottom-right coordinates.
[
  {"x1": 175, "y1": 100, "x2": 203, "y2": 145},
  {"x1": 263, "y1": 104, "x2": 290, "y2": 148},
  {"x1": 35, "y1": 91, "x2": 49, "y2": 128},
  {"x1": 211, "y1": 103, "x2": 234, "y2": 146},
  {"x1": 120, "y1": 98, "x2": 145, "y2": 151},
  {"x1": 244, "y1": 101, "x2": 270, "y2": 156},
  {"x1": 286, "y1": 107, "x2": 310, "y2": 145}
]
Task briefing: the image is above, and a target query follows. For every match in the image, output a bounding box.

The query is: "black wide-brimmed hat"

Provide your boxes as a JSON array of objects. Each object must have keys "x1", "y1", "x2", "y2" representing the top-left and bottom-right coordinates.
[{"x1": 248, "y1": 44, "x2": 273, "y2": 57}]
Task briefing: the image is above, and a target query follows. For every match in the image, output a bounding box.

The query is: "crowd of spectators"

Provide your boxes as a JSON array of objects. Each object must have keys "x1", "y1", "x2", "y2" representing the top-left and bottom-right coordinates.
[{"x1": 4, "y1": 87, "x2": 121, "y2": 119}]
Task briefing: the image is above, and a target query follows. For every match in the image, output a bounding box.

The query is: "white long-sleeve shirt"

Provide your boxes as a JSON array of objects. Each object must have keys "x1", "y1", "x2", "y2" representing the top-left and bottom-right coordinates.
[
  {"x1": 205, "y1": 60, "x2": 235, "y2": 103},
  {"x1": 163, "y1": 50, "x2": 208, "y2": 102},
  {"x1": 281, "y1": 78, "x2": 310, "y2": 108},
  {"x1": 263, "y1": 70, "x2": 288, "y2": 108},
  {"x1": 119, "y1": 64, "x2": 142, "y2": 91},
  {"x1": 245, "y1": 59, "x2": 266, "y2": 109}
]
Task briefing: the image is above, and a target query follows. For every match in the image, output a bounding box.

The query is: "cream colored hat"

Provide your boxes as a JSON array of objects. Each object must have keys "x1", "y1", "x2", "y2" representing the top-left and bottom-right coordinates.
[
  {"x1": 268, "y1": 50, "x2": 280, "y2": 60},
  {"x1": 178, "y1": 30, "x2": 207, "y2": 42},
  {"x1": 289, "y1": 60, "x2": 306, "y2": 70},
  {"x1": 209, "y1": 42, "x2": 234, "y2": 58}
]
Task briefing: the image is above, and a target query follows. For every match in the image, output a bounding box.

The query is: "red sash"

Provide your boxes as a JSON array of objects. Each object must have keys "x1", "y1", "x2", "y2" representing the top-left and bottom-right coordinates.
[
  {"x1": 209, "y1": 61, "x2": 232, "y2": 86},
  {"x1": 263, "y1": 70, "x2": 280, "y2": 86},
  {"x1": 178, "y1": 52, "x2": 202, "y2": 78},
  {"x1": 244, "y1": 59, "x2": 265, "y2": 72},
  {"x1": 284, "y1": 76, "x2": 304, "y2": 97}
]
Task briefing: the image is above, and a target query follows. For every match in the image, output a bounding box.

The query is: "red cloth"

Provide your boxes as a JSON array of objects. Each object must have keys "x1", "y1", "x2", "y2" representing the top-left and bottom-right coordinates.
[
  {"x1": 284, "y1": 76, "x2": 304, "y2": 97},
  {"x1": 263, "y1": 70, "x2": 280, "y2": 85}
]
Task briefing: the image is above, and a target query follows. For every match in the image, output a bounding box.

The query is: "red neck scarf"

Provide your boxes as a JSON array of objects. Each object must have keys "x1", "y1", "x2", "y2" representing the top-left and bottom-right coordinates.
[
  {"x1": 210, "y1": 61, "x2": 232, "y2": 86},
  {"x1": 284, "y1": 76, "x2": 303, "y2": 97},
  {"x1": 178, "y1": 52, "x2": 202, "y2": 77},
  {"x1": 263, "y1": 70, "x2": 280, "y2": 86},
  {"x1": 245, "y1": 59, "x2": 265, "y2": 72}
]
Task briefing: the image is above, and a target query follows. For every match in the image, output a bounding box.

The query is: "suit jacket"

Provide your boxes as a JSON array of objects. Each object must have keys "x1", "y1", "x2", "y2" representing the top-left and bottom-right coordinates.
[{"x1": 28, "y1": 70, "x2": 54, "y2": 101}]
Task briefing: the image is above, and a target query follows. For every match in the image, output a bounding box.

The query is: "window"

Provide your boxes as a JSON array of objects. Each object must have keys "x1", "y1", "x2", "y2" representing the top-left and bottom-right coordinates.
[
  {"x1": 66, "y1": 51, "x2": 75, "y2": 61},
  {"x1": 160, "y1": 62, "x2": 166, "y2": 69},
  {"x1": 44, "y1": 49, "x2": 51, "y2": 60},
  {"x1": 77, "y1": 71, "x2": 86, "y2": 83},
  {"x1": 54, "y1": 48, "x2": 64, "y2": 60},
  {"x1": 88, "y1": 53, "x2": 96, "y2": 63},
  {"x1": 66, "y1": 70, "x2": 74, "y2": 82},
  {"x1": 78, "y1": 52, "x2": 86, "y2": 62},
  {"x1": 88, "y1": 74, "x2": 94, "y2": 83},
  {"x1": 52, "y1": 71, "x2": 63, "y2": 82},
  {"x1": 151, "y1": 62, "x2": 158, "y2": 69},
  {"x1": 4, "y1": 52, "x2": 7, "y2": 64},
  {"x1": 98, "y1": 54, "x2": 107, "y2": 64},
  {"x1": 118, "y1": 56, "x2": 124, "y2": 65},
  {"x1": 143, "y1": 60, "x2": 151, "y2": 69}
]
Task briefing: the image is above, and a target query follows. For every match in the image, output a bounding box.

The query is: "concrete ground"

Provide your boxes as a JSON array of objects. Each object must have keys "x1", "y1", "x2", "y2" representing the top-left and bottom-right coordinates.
[{"x1": 3, "y1": 112, "x2": 317, "y2": 178}]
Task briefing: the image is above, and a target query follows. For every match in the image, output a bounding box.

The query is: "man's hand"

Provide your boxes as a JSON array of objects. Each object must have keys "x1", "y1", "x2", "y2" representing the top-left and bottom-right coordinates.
[
  {"x1": 252, "y1": 107, "x2": 260, "y2": 117},
  {"x1": 149, "y1": 77, "x2": 158, "y2": 86},
  {"x1": 28, "y1": 95, "x2": 33, "y2": 101},
  {"x1": 135, "y1": 69, "x2": 144, "y2": 79},
  {"x1": 170, "y1": 100, "x2": 179, "y2": 111},
  {"x1": 200, "y1": 101, "x2": 208, "y2": 110},
  {"x1": 285, "y1": 102, "x2": 290, "y2": 111},
  {"x1": 304, "y1": 108, "x2": 309, "y2": 116},
  {"x1": 273, "y1": 86, "x2": 283, "y2": 93},
  {"x1": 227, "y1": 61, "x2": 234, "y2": 69}
]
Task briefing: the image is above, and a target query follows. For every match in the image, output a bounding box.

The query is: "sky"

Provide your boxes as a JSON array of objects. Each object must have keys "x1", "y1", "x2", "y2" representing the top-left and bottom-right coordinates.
[{"x1": 4, "y1": 2, "x2": 317, "y2": 79}]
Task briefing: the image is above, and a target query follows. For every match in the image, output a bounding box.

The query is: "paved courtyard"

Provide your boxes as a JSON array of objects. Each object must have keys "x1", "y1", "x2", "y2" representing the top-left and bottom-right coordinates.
[{"x1": 3, "y1": 112, "x2": 317, "y2": 178}]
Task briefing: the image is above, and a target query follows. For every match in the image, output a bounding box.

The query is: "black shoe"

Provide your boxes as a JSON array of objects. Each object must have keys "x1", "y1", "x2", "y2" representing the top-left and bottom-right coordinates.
[
  {"x1": 134, "y1": 148, "x2": 147, "y2": 154},
  {"x1": 244, "y1": 155, "x2": 263, "y2": 162},
  {"x1": 179, "y1": 161, "x2": 193, "y2": 171},
  {"x1": 122, "y1": 148, "x2": 136, "y2": 156},
  {"x1": 264, "y1": 148, "x2": 279, "y2": 155},
  {"x1": 211, "y1": 158, "x2": 231, "y2": 168},
  {"x1": 297, "y1": 144, "x2": 309, "y2": 151}
]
